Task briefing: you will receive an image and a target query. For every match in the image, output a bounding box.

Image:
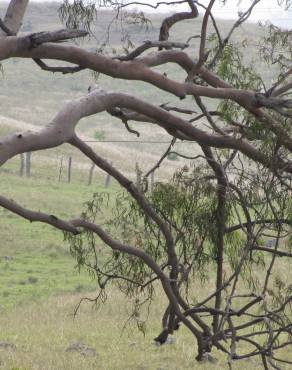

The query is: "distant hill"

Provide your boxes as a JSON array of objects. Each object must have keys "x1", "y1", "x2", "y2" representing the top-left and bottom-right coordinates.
[{"x1": 0, "y1": 2, "x2": 269, "y2": 121}]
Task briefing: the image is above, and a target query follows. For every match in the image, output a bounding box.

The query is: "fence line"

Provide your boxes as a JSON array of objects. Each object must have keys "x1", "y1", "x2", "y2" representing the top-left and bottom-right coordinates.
[
  {"x1": 12, "y1": 139, "x2": 195, "y2": 189},
  {"x1": 67, "y1": 156, "x2": 72, "y2": 184},
  {"x1": 58, "y1": 156, "x2": 63, "y2": 182},
  {"x1": 20, "y1": 153, "x2": 25, "y2": 177},
  {"x1": 25, "y1": 152, "x2": 31, "y2": 178},
  {"x1": 16, "y1": 153, "x2": 161, "y2": 192}
]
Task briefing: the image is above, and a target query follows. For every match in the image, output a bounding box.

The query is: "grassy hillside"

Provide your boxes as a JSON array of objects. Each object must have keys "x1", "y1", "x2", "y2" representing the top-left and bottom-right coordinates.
[
  {"x1": 0, "y1": 169, "x2": 110, "y2": 309},
  {"x1": 0, "y1": 1, "x2": 269, "y2": 113}
]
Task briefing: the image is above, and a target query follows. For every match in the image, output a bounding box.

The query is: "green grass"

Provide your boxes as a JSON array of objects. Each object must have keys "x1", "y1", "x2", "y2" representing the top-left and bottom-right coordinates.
[
  {"x1": 0, "y1": 251, "x2": 96, "y2": 309},
  {"x1": 0, "y1": 166, "x2": 119, "y2": 309}
]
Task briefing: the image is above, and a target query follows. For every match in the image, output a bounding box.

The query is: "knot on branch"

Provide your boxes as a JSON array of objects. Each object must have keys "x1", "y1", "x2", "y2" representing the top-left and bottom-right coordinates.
[
  {"x1": 255, "y1": 93, "x2": 292, "y2": 116},
  {"x1": 107, "y1": 107, "x2": 140, "y2": 137},
  {"x1": 49, "y1": 214, "x2": 59, "y2": 221},
  {"x1": 28, "y1": 29, "x2": 88, "y2": 48}
]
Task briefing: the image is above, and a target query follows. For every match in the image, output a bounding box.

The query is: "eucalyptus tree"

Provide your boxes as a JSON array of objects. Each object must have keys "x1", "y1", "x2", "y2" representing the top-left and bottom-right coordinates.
[{"x1": 0, "y1": 0, "x2": 291, "y2": 368}]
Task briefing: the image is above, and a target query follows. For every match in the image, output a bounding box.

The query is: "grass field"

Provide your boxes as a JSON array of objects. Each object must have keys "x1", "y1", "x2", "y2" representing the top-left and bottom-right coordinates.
[
  {"x1": 0, "y1": 169, "x2": 230, "y2": 370},
  {"x1": 1, "y1": 290, "x2": 283, "y2": 370},
  {"x1": 0, "y1": 170, "x2": 105, "y2": 309}
]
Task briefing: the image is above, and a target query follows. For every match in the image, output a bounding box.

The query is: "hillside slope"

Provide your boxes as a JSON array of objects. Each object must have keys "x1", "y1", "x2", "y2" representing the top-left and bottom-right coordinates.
[{"x1": 0, "y1": 2, "x2": 271, "y2": 178}]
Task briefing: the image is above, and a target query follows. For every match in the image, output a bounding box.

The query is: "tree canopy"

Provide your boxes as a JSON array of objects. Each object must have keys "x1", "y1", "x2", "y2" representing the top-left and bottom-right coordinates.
[{"x1": 0, "y1": 0, "x2": 291, "y2": 368}]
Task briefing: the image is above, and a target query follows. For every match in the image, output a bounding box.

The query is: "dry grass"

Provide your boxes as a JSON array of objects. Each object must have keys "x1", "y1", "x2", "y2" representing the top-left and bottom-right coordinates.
[{"x1": 0, "y1": 290, "x2": 282, "y2": 370}]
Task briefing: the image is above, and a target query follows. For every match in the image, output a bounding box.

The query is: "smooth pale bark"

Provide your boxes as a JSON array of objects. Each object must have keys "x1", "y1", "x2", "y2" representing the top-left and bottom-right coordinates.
[
  {"x1": 0, "y1": 89, "x2": 291, "y2": 173},
  {"x1": 0, "y1": 37, "x2": 256, "y2": 104},
  {"x1": 1, "y1": 37, "x2": 291, "y2": 151},
  {"x1": 0, "y1": 2, "x2": 290, "y2": 154},
  {"x1": 0, "y1": 90, "x2": 109, "y2": 165}
]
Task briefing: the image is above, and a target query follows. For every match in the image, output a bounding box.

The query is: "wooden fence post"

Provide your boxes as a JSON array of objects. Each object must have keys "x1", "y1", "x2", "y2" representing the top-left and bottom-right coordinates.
[
  {"x1": 20, "y1": 153, "x2": 25, "y2": 176},
  {"x1": 25, "y1": 152, "x2": 31, "y2": 178},
  {"x1": 68, "y1": 156, "x2": 72, "y2": 184},
  {"x1": 88, "y1": 162, "x2": 95, "y2": 186},
  {"x1": 58, "y1": 156, "x2": 63, "y2": 182}
]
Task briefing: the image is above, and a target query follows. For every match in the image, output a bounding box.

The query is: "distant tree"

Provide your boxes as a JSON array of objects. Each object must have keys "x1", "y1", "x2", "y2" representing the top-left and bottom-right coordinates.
[{"x1": 0, "y1": 0, "x2": 291, "y2": 367}]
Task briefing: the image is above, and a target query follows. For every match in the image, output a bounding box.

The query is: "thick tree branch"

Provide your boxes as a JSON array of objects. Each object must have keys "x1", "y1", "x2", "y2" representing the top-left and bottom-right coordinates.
[
  {"x1": 2, "y1": 38, "x2": 291, "y2": 152},
  {"x1": 159, "y1": 0, "x2": 198, "y2": 48},
  {"x1": 0, "y1": 0, "x2": 29, "y2": 37},
  {"x1": 187, "y1": 0, "x2": 215, "y2": 80},
  {"x1": 0, "y1": 90, "x2": 291, "y2": 176},
  {"x1": 29, "y1": 29, "x2": 88, "y2": 47}
]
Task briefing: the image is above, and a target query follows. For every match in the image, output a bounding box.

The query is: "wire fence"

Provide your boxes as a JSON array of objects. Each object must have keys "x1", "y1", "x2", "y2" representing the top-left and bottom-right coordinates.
[{"x1": 1, "y1": 140, "x2": 198, "y2": 190}]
